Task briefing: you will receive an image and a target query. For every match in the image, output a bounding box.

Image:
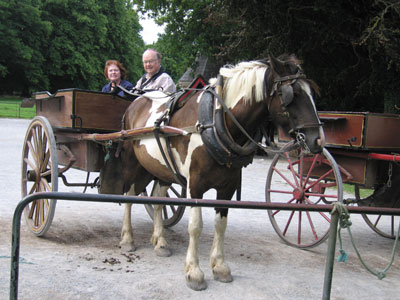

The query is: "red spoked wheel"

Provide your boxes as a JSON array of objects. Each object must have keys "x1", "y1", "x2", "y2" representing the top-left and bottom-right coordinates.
[
  {"x1": 21, "y1": 116, "x2": 58, "y2": 236},
  {"x1": 144, "y1": 180, "x2": 186, "y2": 228},
  {"x1": 266, "y1": 142, "x2": 343, "y2": 248}
]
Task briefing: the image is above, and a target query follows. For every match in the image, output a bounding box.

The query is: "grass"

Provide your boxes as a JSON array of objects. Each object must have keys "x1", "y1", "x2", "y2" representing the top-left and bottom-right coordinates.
[
  {"x1": 0, "y1": 96, "x2": 36, "y2": 119},
  {"x1": 343, "y1": 183, "x2": 374, "y2": 198},
  {"x1": 343, "y1": 183, "x2": 355, "y2": 195}
]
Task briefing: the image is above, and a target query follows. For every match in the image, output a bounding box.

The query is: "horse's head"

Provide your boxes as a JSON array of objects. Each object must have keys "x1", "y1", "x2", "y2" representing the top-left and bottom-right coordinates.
[
  {"x1": 98, "y1": 138, "x2": 154, "y2": 195},
  {"x1": 98, "y1": 142, "x2": 126, "y2": 195},
  {"x1": 267, "y1": 54, "x2": 325, "y2": 153}
]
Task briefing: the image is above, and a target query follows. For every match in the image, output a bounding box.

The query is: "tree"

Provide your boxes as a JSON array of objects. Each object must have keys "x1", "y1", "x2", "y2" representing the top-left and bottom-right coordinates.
[
  {"x1": 0, "y1": 0, "x2": 144, "y2": 95},
  {"x1": 135, "y1": 0, "x2": 400, "y2": 113},
  {"x1": 41, "y1": 0, "x2": 144, "y2": 92},
  {"x1": 0, "y1": 0, "x2": 51, "y2": 95},
  {"x1": 98, "y1": 0, "x2": 145, "y2": 84},
  {"x1": 134, "y1": 0, "x2": 229, "y2": 82}
]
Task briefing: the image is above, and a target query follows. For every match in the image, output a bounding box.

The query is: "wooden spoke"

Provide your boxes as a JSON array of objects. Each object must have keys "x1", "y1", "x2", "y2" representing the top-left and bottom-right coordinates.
[{"x1": 28, "y1": 200, "x2": 37, "y2": 219}]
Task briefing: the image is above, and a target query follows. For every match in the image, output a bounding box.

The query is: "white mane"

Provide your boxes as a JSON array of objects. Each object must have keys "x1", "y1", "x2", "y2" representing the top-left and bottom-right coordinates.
[{"x1": 210, "y1": 61, "x2": 268, "y2": 109}]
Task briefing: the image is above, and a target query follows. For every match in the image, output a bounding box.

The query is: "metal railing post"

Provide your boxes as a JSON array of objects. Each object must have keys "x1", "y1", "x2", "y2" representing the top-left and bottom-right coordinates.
[
  {"x1": 10, "y1": 196, "x2": 25, "y2": 300},
  {"x1": 322, "y1": 210, "x2": 339, "y2": 300}
]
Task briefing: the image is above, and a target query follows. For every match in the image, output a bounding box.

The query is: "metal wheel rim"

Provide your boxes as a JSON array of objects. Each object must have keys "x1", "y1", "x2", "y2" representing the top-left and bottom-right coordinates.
[{"x1": 144, "y1": 181, "x2": 186, "y2": 227}]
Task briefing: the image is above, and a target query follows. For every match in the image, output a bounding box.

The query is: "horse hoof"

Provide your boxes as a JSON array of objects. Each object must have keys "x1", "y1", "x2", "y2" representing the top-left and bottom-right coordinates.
[
  {"x1": 119, "y1": 242, "x2": 136, "y2": 252},
  {"x1": 213, "y1": 272, "x2": 233, "y2": 283},
  {"x1": 186, "y1": 279, "x2": 207, "y2": 291},
  {"x1": 155, "y1": 246, "x2": 172, "y2": 257},
  {"x1": 212, "y1": 265, "x2": 233, "y2": 283}
]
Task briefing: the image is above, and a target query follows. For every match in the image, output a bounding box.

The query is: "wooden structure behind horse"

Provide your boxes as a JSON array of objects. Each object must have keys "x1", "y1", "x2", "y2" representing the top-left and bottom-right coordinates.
[{"x1": 99, "y1": 54, "x2": 325, "y2": 290}]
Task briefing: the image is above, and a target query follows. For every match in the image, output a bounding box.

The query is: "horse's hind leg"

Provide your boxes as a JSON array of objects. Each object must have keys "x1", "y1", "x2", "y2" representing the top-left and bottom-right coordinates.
[
  {"x1": 119, "y1": 184, "x2": 139, "y2": 252},
  {"x1": 150, "y1": 181, "x2": 172, "y2": 257},
  {"x1": 120, "y1": 202, "x2": 135, "y2": 252},
  {"x1": 210, "y1": 208, "x2": 232, "y2": 283}
]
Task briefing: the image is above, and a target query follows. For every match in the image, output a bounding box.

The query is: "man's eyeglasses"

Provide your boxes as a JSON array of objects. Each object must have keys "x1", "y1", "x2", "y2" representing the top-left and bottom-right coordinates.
[{"x1": 143, "y1": 59, "x2": 158, "y2": 65}]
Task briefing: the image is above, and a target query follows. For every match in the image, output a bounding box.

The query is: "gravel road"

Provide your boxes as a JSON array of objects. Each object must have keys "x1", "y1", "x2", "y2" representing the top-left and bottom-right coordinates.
[{"x1": 1, "y1": 118, "x2": 399, "y2": 300}]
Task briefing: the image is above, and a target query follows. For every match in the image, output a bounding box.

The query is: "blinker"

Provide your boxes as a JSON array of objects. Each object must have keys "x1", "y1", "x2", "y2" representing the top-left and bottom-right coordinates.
[{"x1": 280, "y1": 84, "x2": 294, "y2": 107}]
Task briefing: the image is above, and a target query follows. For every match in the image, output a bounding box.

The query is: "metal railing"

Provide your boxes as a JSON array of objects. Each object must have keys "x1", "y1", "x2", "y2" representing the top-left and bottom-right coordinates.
[{"x1": 9, "y1": 192, "x2": 400, "y2": 300}]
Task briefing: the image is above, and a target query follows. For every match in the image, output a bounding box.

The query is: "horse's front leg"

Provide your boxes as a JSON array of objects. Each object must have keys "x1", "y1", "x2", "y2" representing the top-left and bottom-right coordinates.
[
  {"x1": 185, "y1": 206, "x2": 207, "y2": 290},
  {"x1": 150, "y1": 182, "x2": 171, "y2": 257},
  {"x1": 210, "y1": 208, "x2": 232, "y2": 283},
  {"x1": 120, "y1": 203, "x2": 136, "y2": 252}
]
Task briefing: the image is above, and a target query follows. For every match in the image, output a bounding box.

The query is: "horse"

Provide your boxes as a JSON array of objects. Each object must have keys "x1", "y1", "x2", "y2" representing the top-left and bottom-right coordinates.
[{"x1": 99, "y1": 54, "x2": 325, "y2": 290}]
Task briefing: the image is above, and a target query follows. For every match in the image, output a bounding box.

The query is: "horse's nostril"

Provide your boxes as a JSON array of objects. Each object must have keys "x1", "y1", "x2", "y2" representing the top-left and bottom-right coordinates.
[{"x1": 316, "y1": 138, "x2": 323, "y2": 146}]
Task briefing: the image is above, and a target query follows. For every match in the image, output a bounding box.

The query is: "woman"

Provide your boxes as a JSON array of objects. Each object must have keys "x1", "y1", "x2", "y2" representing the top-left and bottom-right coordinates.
[{"x1": 102, "y1": 60, "x2": 134, "y2": 97}]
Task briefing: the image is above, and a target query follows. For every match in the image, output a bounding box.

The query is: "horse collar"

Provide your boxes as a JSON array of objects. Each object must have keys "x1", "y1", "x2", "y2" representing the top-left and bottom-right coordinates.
[{"x1": 198, "y1": 88, "x2": 261, "y2": 168}]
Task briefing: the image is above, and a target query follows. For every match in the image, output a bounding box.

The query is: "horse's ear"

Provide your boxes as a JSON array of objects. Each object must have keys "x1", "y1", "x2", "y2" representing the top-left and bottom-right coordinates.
[{"x1": 268, "y1": 54, "x2": 285, "y2": 76}]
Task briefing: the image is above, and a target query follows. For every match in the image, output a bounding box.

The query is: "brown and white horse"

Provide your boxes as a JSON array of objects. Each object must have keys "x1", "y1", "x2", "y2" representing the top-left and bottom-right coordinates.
[{"x1": 99, "y1": 55, "x2": 325, "y2": 290}]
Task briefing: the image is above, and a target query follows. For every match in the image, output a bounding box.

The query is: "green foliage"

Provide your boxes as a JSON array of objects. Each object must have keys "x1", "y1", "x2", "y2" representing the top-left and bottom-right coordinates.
[
  {"x1": 0, "y1": 0, "x2": 51, "y2": 95},
  {"x1": 2, "y1": 0, "x2": 399, "y2": 111},
  {"x1": 97, "y1": 0, "x2": 145, "y2": 85},
  {"x1": 42, "y1": 0, "x2": 144, "y2": 92},
  {"x1": 134, "y1": 0, "x2": 227, "y2": 82},
  {"x1": 0, "y1": 0, "x2": 144, "y2": 96},
  {"x1": 135, "y1": 0, "x2": 400, "y2": 113}
]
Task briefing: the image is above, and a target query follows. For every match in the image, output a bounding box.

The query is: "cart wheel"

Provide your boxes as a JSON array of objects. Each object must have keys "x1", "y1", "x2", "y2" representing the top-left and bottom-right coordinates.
[
  {"x1": 355, "y1": 186, "x2": 399, "y2": 239},
  {"x1": 21, "y1": 116, "x2": 58, "y2": 236},
  {"x1": 144, "y1": 180, "x2": 186, "y2": 228},
  {"x1": 266, "y1": 142, "x2": 343, "y2": 248}
]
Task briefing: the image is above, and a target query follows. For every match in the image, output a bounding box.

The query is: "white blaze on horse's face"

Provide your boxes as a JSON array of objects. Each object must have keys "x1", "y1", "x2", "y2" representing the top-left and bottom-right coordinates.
[
  {"x1": 299, "y1": 81, "x2": 318, "y2": 115},
  {"x1": 299, "y1": 80, "x2": 326, "y2": 147}
]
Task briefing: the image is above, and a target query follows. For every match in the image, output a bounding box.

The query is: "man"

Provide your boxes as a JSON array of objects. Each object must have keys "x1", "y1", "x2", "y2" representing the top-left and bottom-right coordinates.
[{"x1": 135, "y1": 48, "x2": 176, "y2": 93}]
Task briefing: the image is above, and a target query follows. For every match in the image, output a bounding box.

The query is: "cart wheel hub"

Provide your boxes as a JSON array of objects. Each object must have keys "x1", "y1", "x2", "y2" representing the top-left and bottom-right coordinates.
[
  {"x1": 27, "y1": 170, "x2": 37, "y2": 182},
  {"x1": 293, "y1": 188, "x2": 304, "y2": 200}
]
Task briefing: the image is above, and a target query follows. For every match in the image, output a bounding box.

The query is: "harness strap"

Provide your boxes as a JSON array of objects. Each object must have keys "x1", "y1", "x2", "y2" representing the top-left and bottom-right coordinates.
[
  {"x1": 274, "y1": 73, "x2": 306, "y2": 83},
  {"x1": 153, "y1": 114, "x2": 187, "y2": 187}
]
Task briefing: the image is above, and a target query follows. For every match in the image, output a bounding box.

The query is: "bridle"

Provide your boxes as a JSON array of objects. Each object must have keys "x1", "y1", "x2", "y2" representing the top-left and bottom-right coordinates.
[
  {"x1": 268, "y1": 69, "x2": 323, "y2": 152},
  {"x1": 269, "y1": 70, "x2": 322, "y2": 135}
]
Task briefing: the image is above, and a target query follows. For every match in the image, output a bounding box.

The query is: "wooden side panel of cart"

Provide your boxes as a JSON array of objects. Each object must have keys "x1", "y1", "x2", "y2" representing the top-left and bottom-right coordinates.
[
  {"x1": 34, "y1": 89, "x2": 132, "y2": 132},
  {"x1": 279, "y1": 111, "x2": 400, "y2": 187},
  {"x1": 34, "y1": 89, "x2": 133, "y2": 171}
]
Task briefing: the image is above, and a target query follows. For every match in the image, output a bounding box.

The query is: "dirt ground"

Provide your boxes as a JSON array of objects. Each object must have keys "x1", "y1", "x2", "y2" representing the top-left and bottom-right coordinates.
[{"x1": 1, "y1": 118, "x2": 400, "y2": 300}]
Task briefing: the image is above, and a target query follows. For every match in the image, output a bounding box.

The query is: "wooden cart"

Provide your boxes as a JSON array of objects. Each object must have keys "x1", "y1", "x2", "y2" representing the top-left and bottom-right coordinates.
[
  {"x1": 270, "y1": 111, "x2": 400, "y2": 248},
  {"x1": 21, "y1": 89, "x2": 186, "y2": 236},
  {"x1": 21, "y1": 88, "x2": 347, "y2": 246}
]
